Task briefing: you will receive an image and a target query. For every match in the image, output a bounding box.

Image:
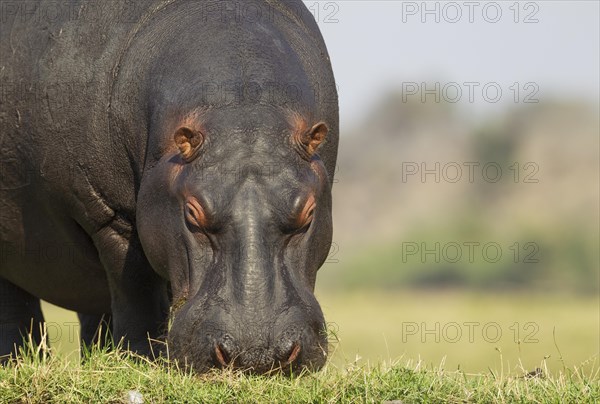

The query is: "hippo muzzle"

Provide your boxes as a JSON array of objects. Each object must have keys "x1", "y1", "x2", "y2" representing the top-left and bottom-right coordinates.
[{"x1": 169, "y1": 296, "x2": 328, "y2": 374}]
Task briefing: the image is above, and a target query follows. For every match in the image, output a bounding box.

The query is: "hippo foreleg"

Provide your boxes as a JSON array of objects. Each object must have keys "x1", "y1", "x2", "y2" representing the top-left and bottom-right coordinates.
[
  {"x1": 78, "y1": 312, "x2": 113, "y2": 353},
  {"x1": 0, "y1": 278, "x2": 46, "y2": 362},
  {"x1": 92, "y1": 225, "x2": 170, "y2": 357}
]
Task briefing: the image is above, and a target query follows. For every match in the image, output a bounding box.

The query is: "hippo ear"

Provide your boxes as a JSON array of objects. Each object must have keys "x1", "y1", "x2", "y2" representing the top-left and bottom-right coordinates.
[
  {"x1": 296, "y1": 122, "x2": 328, "y2": 159},
  {"x1": 174, "y1": 127, "x2": 204, "y2": 162}
]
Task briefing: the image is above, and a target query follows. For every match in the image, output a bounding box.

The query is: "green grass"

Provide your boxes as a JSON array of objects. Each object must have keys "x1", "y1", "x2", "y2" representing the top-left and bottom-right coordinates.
[
  {"x1": 1, "y1": 344, "x2": 598, "y2": 403},
  {"x1": 1, "y1": 291, "x2": 595, "y2": 402}
]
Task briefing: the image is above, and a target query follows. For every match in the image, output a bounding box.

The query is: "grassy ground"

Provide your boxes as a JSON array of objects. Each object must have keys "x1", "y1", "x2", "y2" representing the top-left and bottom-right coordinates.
[
  {"x1": 1, "y1": 346, "x2": 598, "y2": 403},
  {"x1": 1, "y1": 291, "x2": 596, "y2": 402}
]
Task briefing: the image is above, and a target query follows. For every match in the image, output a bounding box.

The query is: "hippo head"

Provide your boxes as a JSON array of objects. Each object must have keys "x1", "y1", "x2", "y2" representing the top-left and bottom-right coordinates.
[{"x1": 136, "y1": 106, "x2": 332, "y2": 374}]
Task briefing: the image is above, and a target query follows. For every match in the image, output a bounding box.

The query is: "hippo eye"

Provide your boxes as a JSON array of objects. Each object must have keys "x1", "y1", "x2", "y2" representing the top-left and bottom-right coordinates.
[
  {"x1": 301, "y1": 206, "x2": 315, "y2": 228},
  {"x1": 185, "y1": 198, "x2": 207, "y2": 229},
  {"x1": 297, "y1": 197, "x2": 316, "y2": 231}
]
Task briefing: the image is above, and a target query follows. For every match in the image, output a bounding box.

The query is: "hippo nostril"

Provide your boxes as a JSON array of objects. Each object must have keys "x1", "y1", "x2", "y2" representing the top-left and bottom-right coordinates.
[
  {"x1": 214, "y1": 343, "x2": 230, "y2": 367},
  {"x1": 283, "y1": 342, "x2": 301, "y2": 366},
  {"x1": 213, "y1": 334, "x2": 236, "y2": 368}
]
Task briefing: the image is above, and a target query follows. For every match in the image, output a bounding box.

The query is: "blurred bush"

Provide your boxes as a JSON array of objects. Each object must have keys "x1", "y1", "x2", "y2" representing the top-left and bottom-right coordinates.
[{"x1": 322, "y1": 89, "x2": 599, "y2": 295}]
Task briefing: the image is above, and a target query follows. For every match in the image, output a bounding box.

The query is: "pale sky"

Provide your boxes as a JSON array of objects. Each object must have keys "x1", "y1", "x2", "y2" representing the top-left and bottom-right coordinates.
[{"x1": 305, "y1": 1, "x2": 600, "y2": 131}]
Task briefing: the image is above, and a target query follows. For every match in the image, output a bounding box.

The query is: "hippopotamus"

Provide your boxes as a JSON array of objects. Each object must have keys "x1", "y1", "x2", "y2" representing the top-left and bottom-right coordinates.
[{"x1": 0, "y1": 0, "x2": 338, "y2": 374}]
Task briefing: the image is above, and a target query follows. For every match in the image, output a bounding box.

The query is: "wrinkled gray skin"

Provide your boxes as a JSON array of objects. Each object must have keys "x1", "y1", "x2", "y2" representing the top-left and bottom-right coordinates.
[{"x1": 0, "y1": 0, "x2": 338, "y2": 374}]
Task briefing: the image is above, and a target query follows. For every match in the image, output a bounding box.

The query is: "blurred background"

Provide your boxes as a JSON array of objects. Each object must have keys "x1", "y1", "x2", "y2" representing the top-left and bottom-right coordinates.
[
  {"x1": 310, "y1": 0, "x2": 599, "y2": 374},
  {"x1": 43, "y1": 1, "x2": 599, "y2": 375}
]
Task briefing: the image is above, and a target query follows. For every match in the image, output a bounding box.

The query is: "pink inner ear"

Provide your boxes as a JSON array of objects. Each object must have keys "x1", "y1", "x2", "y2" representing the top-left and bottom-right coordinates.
[
  {"x1": 305, "y1": 122, "x2": 328, "y2": 156},
  {"x1": 174, "y1": 127, "x2": 204, "y2": 161},
  {"x1": 287, "y1": 111, "x2": 328, "y2": 159}
]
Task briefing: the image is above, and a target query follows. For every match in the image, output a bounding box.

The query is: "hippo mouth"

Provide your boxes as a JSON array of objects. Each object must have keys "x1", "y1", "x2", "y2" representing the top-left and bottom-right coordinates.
[{"x1": 167, "y1": 300, "x2": 328, "y2": 374}]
